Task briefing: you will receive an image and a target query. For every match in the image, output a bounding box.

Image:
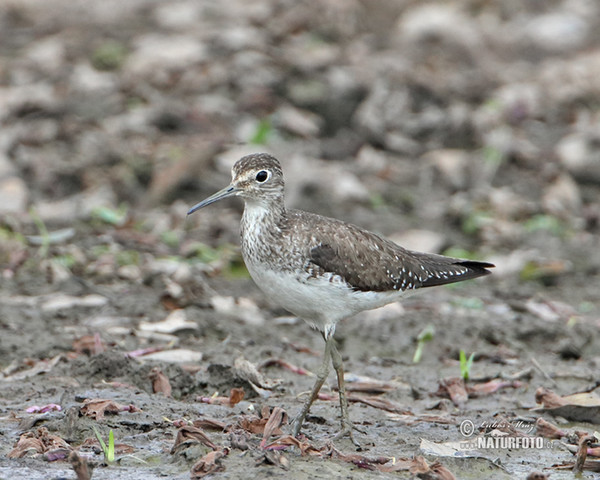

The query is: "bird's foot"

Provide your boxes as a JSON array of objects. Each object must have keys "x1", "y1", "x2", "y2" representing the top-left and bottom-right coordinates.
[
  {"x1": 332, "y1": 419, "x2": 363, "y2": 450},
  {"x1": 289, "y1": 414, "x2": 306, "y2": 438}
]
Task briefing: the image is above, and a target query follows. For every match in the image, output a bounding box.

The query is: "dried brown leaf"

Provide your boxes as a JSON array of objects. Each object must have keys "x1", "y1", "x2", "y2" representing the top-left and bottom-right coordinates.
[
  {"x1": 438, "y1": 378, "x2": 468, "y2": 406},
  {"x1": 255, "y1": 450, "x2": 290, "y2": 470},
  {"x1": 234, "y1": 356, "x2": 281, "y2": 389},
  {"x1": 426, "y1": 460, "x2": 457, "y2": 480},
  {"x1": 8, "y1": 427, "x2": 71, "y2": 459},
  {"x1": 7, "y1": 433, "x2": 44, "y2": 458},
  {"x1": 171, "y1": 425, "x2": 217, "y2": 453},
  {"x1": 80, "y1": 398, "x2": 139, "y2": 420},
  {"x1": 260, "y1": 358, "x2": 312, "y2": 376},
  {"x1": 192, "y1": 418, "x2": 226, "y2": 431},
  {"x1": 535, "y1": 387, "x2": 566, "y2": 408},
  {"x1": 197, "y1": 387, "x2": 245, "y2": 407},
  {"x1": 229, "y1": 387, "x2": 245, "y2": 406},
  {"x1": 535, "y1": 417, "x2": 566, "y2": 439},
  {"x1": 148, "y1": 367, "x2": 172, "y2": 397},
  {"x1": 72, "y1": 334, "x2": 105, "y2": 355},
  {"x1": 347, "y1": 394, "x2": 410, "y2": 414},
  {"x1": 260, "y1": 407, "x2": 288, "y2": 448},
  {"x1": 328, "y1": 446, "x2": 390, "y2": 470},
  {"x1": 190, "y1": 447, "x2": 229, "y2": 479},
  {"x1": 264, "y1": 435, "x2": 324, "y2": 456},
  {"x1": 467, "y1": 379, "x2": 523, "y2": 396}
]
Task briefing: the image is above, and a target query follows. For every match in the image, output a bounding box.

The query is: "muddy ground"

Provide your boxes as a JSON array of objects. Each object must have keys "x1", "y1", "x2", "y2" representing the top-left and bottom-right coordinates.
[{"x1": 1, "y1": 1, "x2": 600, "y2": 479}]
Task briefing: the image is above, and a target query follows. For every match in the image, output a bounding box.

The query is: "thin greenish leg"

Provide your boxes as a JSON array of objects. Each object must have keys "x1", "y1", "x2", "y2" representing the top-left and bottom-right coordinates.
[{"x1": 291, "y1": 335, "x2": 333, "y2": 436}]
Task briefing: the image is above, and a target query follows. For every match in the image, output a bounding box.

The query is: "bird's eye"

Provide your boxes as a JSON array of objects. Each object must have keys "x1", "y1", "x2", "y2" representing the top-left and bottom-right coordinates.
[{"x1": 255, "y1": 170, "x2": 269, "y2": 183}]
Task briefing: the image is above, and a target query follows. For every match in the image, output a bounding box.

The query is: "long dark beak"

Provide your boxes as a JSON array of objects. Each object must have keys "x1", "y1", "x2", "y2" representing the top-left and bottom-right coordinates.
[{"x1": 187, "y1": 185, "x2": 238, "y2": 215}]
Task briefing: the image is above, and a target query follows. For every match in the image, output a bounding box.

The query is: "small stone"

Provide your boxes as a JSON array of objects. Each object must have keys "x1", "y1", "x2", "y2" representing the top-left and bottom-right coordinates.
[
  {"x1": 117, "y1": 265, "x2": 142, "y2": 281},
  {"x1": 424, "y1": 149, "x2": 470, "y2": 190},
  {"x1": 41, "y1": 294, "x2": 108, "y2": 312},
  {"x1": 139, "y1": 349, "x2": 203, "y2": 364},
  {"x1": 525, "y1": 13, "x2": 588, "y2": 52},
  {"x1": 356, "y1": 145, "x2": 388, "y2": 171},
  {"x1": 24, "y1": 36, "x2": 66, "y2": 75},
  {"x1": 125, "y1": 34, "x2": 207, "y2": 84},
  {"x1": 69, "y1": 63, "x2": 116, "y2": 95},
  {"x1": 274, "y1": 104, "x2": 322, "y2": 138},
  {"x1": 0, "y1": 176, "x2": 28, "y2": 215},
  {"x1": 153, "y1": 2, "x2": 202, "y2": 30},
  {"x1": 557, "y1": 133, "x2": 600, "y2": 184},
  {"x1": 139, "y1": 309, "x2": 198, "y2": 334},
  {"x1": 542, "y1": 173, "x2": 581, "y2": 219}
]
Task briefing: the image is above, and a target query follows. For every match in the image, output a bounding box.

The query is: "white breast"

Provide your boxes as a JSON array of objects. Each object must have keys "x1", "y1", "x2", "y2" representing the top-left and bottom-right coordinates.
[{"x1": 245, "y1": 261, "x2": 402, "y2": 335}]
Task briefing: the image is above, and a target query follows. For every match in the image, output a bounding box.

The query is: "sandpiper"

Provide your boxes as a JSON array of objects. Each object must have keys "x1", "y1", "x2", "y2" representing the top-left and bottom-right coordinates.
[{"x1": 188, "y1": 153, "x2": 494, "y2": 444}]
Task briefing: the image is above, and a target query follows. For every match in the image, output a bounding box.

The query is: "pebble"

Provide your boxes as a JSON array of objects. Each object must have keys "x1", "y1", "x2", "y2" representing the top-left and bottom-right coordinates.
[
  {"x1": 139, "y1": 309, "x2": 198, "y2": 334},
  {"x1": 41, "y1": 294, "x2": 108, "y2": 312},
  {"x1": 0, "y1": 176, "x2": 28, "y2": 215},
  {"x1": 525, "y1": 13, "x2": 589, "y2": 52},
  {"x1": 556, "y1": 133, "x2": 600, "y2": 184}
]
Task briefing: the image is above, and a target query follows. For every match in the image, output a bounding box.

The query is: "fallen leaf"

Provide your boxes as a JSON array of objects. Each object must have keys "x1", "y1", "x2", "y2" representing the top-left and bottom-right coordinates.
[
  {"x1": 255, "y1": 449, "x2": 290, "y2": 470},
  {"x1": 534, "y1": 388, "x2": 600, "y2": 423},
  {"x1": 80, "y1": 399, "x2": 140, "y2": 420},
  {"x1": 234, "y1": 357, "x2": 281, "y2": 389},
  {"x1": 283, "y1": 341, "x2": 321, "y2": 356},
  {"x1": 190, "y1": 447, "x2": 229, "y2": 479},
  {"x1": 467, "y1": 379, "x2": 523, "y2": 396},
  {"x1": 328, "y1": 446, "x2": 390, "y2": 470},
  {"x1": 198, "y1": 387, "x2": 245, "y2": 407},
  {"x1": 260, "y1": 358, "x2": 312, "y2": 376},
  {"x1": 437, "y1": 378, "x2": 468, "y2": 406},
  {"x1": 192, "y1": 418, "x2": 227, "y2": 431},
  {"x1": 260, "y1": 407, "x2": 288, "y2": 448},
  {"x1": 264, "y1": 435, "x2": 323, "y2": 456},
  {"x1": 171, "y1": 425, "x2": 217, "y2": 453},
  {"x1": 26, "y1": 403, "x2": 62, "y2": 413},
  {"x1": 72, "y1": 334, "x2": 105, "y2": 355},
  {"x1": 1, "y1": 355, "x2": 62, "y2": 381},
  {"x1": 8, "y1": 427, "x2": 71, "y2": 459},
  {"x1": 535, "y1": 387, "x2": 567, "y2": 408},
  {"x1": 149, "y1": 367, "x2": 172, "y2": 397},
  {"x1": 535, "y1": 417, "x2": 567, "y2": 439}
]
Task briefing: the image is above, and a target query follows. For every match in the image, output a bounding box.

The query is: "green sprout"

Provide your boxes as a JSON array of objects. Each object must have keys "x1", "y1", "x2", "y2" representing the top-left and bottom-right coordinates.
[
  {"x1": 93, "y1": 426, "x2": 115, "y2": 464},
  {"x1": 459, "y1": 350, "x2": 476, "y2": 381},
  {"x1": 413, "y1": 325, "x2": 435, "y2": 364},
  {"x1": 91, "y1": 40, "x2": 128, "y2": 71},
  {"x1": 249, "y1": 118, "x2": 273, "y2": 145},
  {"x1": 29, "y1": 207, "x2": 50, "y2": 258},
  {"x1": 91, "y1": 205, "x2": 128, "y2": 227}
]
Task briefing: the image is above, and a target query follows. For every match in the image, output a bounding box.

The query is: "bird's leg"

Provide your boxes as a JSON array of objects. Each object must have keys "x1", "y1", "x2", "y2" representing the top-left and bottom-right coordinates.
[
  {"x1": 330, "y1": 340, "x2": 360, "y2": 448},
  {"x1": 290, "y1": 334, "x2": 333, "y2": 437}
]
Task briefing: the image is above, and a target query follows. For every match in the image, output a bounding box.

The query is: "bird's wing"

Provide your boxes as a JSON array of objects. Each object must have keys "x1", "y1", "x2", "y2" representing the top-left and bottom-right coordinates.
[{"x1": 295, "y1": 212, "x2": 493, "y2": 292}]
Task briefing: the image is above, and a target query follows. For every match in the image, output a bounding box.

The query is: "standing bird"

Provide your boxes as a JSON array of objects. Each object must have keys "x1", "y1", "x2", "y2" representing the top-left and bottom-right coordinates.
[{"x1": 188, "y1": 153, "x2": 494, "y2": 444}]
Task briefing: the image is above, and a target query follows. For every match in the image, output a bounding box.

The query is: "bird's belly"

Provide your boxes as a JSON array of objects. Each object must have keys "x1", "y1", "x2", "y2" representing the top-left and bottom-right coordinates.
[{"x1": 245, "y1": 264, "x2": 401, "y2": 331}]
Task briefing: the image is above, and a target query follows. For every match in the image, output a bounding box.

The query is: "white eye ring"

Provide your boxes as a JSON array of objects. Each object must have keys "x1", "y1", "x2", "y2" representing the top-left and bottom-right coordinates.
[{"x1": 255, "y1": 170, "x2": 270, "y2": 183}]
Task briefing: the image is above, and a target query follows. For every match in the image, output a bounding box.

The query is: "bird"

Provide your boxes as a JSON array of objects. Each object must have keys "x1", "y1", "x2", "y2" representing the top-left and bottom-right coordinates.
[{"x1": 187, "y1": 152, "x2": 494, "y2": 445}]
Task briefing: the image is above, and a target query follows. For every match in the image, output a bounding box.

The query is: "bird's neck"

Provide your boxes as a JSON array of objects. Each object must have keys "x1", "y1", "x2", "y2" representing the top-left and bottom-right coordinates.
[{"x1": 241, "y1": 198, "x2": 287, "y2": 239}]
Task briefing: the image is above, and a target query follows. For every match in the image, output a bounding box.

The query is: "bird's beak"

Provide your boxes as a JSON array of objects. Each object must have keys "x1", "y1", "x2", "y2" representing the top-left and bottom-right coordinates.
[{"x1": 187, "y1": 185, "x2": 239, "y2": 215}]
